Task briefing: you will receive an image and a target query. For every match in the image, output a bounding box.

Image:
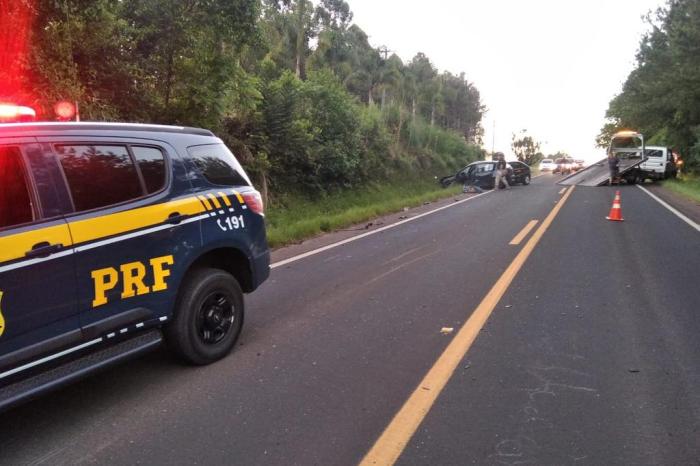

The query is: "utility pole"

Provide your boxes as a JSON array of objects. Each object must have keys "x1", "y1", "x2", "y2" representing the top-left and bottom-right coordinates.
[{"x1": 378, "y1": 46, "x2": 391, "y2": 60}]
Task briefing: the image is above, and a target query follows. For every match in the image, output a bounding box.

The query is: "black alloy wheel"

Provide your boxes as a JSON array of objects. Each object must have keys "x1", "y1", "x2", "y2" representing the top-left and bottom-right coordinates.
[
  {"x1": 165, "y1": 268, "x2": 244, "y2": 365},
  {"x1": 197, "y1": 292, "x2": 236, "y2": 345}
]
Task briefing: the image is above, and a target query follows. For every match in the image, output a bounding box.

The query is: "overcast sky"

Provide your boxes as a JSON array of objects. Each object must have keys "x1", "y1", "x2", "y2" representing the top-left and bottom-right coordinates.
[{"x1": 347, "y1": 0, "x2": 666, "y2": 161}]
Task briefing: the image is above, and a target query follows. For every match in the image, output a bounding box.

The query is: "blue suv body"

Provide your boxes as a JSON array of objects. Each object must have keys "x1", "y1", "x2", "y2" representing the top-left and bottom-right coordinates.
[{"x1": 0, "y1": 122, "x2": 270, "y2": 410}]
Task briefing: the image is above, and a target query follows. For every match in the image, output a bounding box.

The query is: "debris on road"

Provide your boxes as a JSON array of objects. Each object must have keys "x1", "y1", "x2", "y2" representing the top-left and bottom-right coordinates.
[
  {"x1": 628, "y1": 369, "x2": 640, "y2": 373},
  {"x1": 440, "y1": 327, "x2": 454, "y2": 335}
]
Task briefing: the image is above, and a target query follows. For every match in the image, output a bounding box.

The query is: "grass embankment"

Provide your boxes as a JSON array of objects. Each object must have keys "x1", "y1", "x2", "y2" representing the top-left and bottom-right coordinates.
[
  {"x1": 266, "y1": 179, "x2": 462, "y2": 248},
  {"x1": 662, "y1": 175, "x2": 700, "y2": 203}
]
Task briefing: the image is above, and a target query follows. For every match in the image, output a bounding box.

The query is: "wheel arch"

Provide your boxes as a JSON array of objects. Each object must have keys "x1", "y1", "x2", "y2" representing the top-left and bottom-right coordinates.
[{"x1": 183, "y1": 247, "x2": 254, "y2": 293}]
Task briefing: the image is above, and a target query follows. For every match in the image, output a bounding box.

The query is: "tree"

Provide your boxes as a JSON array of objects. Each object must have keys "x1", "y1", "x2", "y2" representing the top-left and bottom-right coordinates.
[
  {"x1": 20, "y1": 0, "x2": 486, "y2": 201},
  {"x1": 511, "y1": 130, "x2": 543, "y2": 166},
  {"x1": 600, "y1": 0, "x2": 700, "y2": 169}
]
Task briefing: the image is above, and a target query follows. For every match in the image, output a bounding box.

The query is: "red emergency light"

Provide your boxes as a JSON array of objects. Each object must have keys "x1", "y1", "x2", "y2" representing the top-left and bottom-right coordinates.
[
  {"x1": 0, "y1": 104, "x2": 36, "y2": 123},
  {"x1": 54, "y1": 100, "x2": 77, "y2": 121}
]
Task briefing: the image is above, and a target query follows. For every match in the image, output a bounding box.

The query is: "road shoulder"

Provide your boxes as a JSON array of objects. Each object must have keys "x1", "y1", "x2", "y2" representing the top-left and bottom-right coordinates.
[
  {"x1": 645, "y1": 183, "x2": 700, "y2": 225},
  {"x1": 270, "y1": 190, "x2": 485, "y2": 264}
]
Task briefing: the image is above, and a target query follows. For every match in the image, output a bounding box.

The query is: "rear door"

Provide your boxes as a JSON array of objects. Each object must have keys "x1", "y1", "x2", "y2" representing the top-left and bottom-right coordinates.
[
  {"x1": 474, "y1": 163, "x2": 496, "y2": 188},
  {"x1": 0, "y1": 142, "x2": 79, "y2": 375},
  {"x1": 509, "y1": 162, "x2": 526, "y2": 180},
  {"x1": 46, "y1": 140, "x2": 204, "y2": 340},
  {"x1": 642, "y1": 149, "x2": 664, "y2": 174}
]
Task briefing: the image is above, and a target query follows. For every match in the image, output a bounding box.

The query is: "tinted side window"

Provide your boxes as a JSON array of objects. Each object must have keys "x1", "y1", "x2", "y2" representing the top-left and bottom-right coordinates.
[
  {"x1": 57, "y1": 145, "x2": 143, "y2": 212},
  {"x1": 132, "y1": 146, "x2": 166, "y2": 194},
  {"x1": 0, "y1": 146, "x2": 34, "y2": 229},
  {"x1": 187, "y1": 144, "x2": 250, "y2": 187}
]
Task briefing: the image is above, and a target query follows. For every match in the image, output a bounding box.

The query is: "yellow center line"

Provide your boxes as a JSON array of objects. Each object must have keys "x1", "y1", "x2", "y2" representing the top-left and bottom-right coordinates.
[
  {"x1": 359, "y1": 186, "x2": 575, "y2": 466},
  {"x1": 558, "y1": 188, "x2": 566, "y2": 194},
  {"x1": 509, "y1": 220, "x2": 539, "y2": 245}
]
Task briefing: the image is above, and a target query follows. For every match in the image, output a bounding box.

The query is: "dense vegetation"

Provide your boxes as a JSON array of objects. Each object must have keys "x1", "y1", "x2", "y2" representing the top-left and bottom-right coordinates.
[
  {"x1": 599, "y1": 0, "x2": 700, "y2": 172},
  {"x1": 1, "y1": 0, "x2": 485, "y2": 201}
]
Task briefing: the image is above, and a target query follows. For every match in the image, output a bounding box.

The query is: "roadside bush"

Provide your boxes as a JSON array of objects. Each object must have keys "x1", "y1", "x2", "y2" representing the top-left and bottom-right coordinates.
[
  {"x1": 357, "y1": 105, "x2": 393, "y2": 180},
  {"x1": 300, "y1": 70, "x2": 363, "y2": 191}
]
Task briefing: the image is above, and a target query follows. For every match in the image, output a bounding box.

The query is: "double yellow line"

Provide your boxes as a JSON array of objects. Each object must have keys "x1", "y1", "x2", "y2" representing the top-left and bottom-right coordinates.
[{"x1": 360, "y1": 186, "x2": 575, "y2": 465}]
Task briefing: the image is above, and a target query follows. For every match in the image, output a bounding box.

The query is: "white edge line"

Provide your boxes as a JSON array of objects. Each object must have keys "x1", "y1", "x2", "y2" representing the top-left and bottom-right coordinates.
[
  {"x1": 637, "y1": 185, "x2": 700, "y2": 233},
  {"x1": 271, "y1": 190, "x2": 494, "y2": 269},
  {"x1": 0, "y1": 249, "x2": 74, "y2": 274},
  {"x1": 0, "y1": 338, "x2": 103, "y2": 380}
]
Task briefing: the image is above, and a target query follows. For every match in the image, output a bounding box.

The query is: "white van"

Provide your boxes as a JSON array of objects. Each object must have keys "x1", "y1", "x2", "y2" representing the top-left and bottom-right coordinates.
[
  {"x1": 639, "y1": 146, "x2": 677, "y2": 181},
  {"x1": 539, "y1": 159, "x2": 555, "y2": 172}
]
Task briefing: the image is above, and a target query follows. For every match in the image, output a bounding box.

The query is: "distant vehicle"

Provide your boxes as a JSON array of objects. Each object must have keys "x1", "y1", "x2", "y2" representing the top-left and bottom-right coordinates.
[
  {"x1": 639, "y1": 146, "x2": 677, "y2": 181},
  {"x1": 558, "y1": 131, "x2": 647, "y2": 187},
  {"x1": 539, "y1": 159, "x2": 555, "y2": 172},
  {"x1": 574, "y1": 159, "x2": 585, "y2": 170},
  {"x1": 439, "y1": 160, "x2": 530, "y2": 190},
  {"x1": 553, "y1": 158, "x2": 575, "y2": 175}
]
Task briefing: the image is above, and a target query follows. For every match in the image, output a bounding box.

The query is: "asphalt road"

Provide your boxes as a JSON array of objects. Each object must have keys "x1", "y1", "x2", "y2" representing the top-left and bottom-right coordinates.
[{"x1": 1, "y1": 175, "x2": 699, "y2": 465}]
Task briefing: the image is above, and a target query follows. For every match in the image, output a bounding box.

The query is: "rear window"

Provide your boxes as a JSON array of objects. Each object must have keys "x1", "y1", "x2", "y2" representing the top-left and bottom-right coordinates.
[
  {"x1": 187, "y1": 144, "x2": 250, "y2": 187},
  {"x1": 57, "y1": 145, "x2": 143, "y2": 212},
  {"x1": 541, "y1": 159, "x2": 553, "y2": 163},
  {"x1": 476, "y1": 163, "x2": 495, "y2": 173},
  {"x1": 0, "y1": 146, "x2": 34, "y2": 229}
]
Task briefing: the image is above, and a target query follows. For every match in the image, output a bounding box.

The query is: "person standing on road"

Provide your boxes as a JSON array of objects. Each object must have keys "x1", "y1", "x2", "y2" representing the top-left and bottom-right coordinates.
[
  {"x1": 494, "y1": 152, "x2": 510, "y2": 190},
  {"x1": 608, "y1": 150, "x2": 619, "y2": 185}
]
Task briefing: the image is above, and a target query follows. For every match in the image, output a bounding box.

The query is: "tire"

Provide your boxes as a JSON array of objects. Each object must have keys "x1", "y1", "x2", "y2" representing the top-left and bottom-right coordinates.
[
  {"x1": 165, "y1": 268, "x2": 244, "y2": 365},
  {"x1": 522, "y1": 174, "x2": 531, "y2": 185}
]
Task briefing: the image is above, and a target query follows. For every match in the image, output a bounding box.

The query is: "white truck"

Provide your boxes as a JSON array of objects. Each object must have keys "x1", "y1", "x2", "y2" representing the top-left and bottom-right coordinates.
[
  {"x1": 559, "y1": 131, "x2": 647, "y2": 186},
  {"x1": 638, "y1": 146, "x2": 677, "y2": 181}
]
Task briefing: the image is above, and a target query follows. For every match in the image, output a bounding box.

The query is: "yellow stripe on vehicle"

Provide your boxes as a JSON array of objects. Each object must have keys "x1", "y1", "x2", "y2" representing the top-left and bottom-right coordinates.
[
  {"x1": 0, "y1": 196, "x2": 206, "y2": 268},
  {"x1": 68, "y1": 196, "x2": 206, "y2": 244},
  {"x1": 198, "y1": 195, "x2": 213, "y2": 211},
  {"x1": 218, "y1": 192, "x2": 232, "y2": 207},
  {"x1": 0, "y1": 223, "x2": 74, "y2": 265},
  {"x1": 232, "y1": 190, "x2": 244, "y2": 204},
  {"x1": 207, "y1": 194, "x2": 222, "y2": 209}
]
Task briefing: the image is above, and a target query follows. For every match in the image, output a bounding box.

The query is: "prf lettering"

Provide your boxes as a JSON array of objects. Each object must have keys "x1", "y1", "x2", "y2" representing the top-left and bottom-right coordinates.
[{"x1": 91, "y1": 255, "x2": 174, "y2": 308}]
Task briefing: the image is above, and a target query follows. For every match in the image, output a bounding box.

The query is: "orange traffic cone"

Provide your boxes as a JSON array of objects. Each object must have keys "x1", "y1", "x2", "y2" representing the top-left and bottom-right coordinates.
[{"x1": 606, "y1": 191, "x2": 624, "y2": 221}]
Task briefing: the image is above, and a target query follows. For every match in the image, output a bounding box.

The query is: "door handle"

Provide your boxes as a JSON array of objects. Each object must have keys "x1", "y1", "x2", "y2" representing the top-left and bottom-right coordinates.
[
  {"x1": 26, "y1": 242, "x2": 63, "y2": 259},
  {"x1": 166, "y1": 212, "x2": 186, "y2": 225}
]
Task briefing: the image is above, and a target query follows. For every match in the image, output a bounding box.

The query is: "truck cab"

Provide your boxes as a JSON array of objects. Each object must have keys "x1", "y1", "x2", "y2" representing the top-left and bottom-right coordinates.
[{"x1": 639, "y1": 146, "x2": 677, "y2": 181}]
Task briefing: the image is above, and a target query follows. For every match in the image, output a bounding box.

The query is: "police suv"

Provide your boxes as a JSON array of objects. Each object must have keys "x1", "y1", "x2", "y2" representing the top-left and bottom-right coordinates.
[{"x1": 0, "y1": 120, "x2": 270, "y2": 410}]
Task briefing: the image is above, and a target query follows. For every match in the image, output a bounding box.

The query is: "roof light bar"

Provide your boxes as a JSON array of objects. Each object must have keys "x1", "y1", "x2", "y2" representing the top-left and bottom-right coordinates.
[{"x1": 0, "y1": 104, "x2": 37, "y2": 122}]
